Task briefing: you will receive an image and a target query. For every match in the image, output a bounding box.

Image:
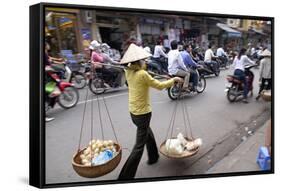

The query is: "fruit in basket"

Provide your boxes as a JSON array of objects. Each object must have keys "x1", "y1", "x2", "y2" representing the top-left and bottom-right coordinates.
[
  {"x1": 89, "y1": 139, "x2": 96, "y2": 146},
  {"x1": 103, "y1": 141, "x2": 109, "y2": 147},
  {"x1": 95, "y1": 140, "x2": 101, "y2": 145},
  {"x1": 91, "y1": 143, "x2": 97, "y2": 150},
  {"x1": 80, "y1": 154, "x2": 86, "y2": 160},
  {"x1": 81, "y1": 158, "x2": 89, "y2": 165},
  {"x1": 94, "y1": 148, "x2": 100, "y2": 154},
  {"x1": 79, "y1": 139, "x2": 118, "y2": 166},
  {"x1": 83, "y1": 147, "x2": 91, "y2": 155},
  {"x1": 108, "y1": 140, "x2": 114, "y2": 146}
]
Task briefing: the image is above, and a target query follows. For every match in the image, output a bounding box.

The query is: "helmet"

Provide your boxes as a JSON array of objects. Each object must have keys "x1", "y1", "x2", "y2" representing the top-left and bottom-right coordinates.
[
  {"x1": 101, "y1": 43, "x2": 110, "y2": 50},
  {"x1": 143, "y1": 46, "x2": 151, "y2": 54},
  {"x1": 89, "y1": 40, "x2": 100, "y2": 50}
]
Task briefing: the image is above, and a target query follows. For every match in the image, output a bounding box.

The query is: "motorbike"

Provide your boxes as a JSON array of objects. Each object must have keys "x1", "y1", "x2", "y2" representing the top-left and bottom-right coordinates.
[
  {"x1": 217, "y1": 55, "x2": 229, "y2": 69},
  {"x1": 167, "y1": 66, "x2": 207, "y2": 100},
  {"x1": 197, "y1": 60, "x2": 220, "y2": 77},
  {"x1": 192, "y1": 49, "x2": 220, "y2": 77},
  {"x1": 225, "y1": 64, "x2": 257, "y2": 102},
  {"x1": 88, "y1": 64, "x2": 127, "y2": 95},
  {"x1": 147, "y1": 57, "x2": 169, "y2": 75},
  {"x1": 70, "y1": 62, "x2": 92, "y2": 89},
  {"x1": 45, "y1": 66, "x2": 79, "y2": 110},
  {"x1": 53, "y1": 61, "x2": 88, "y2": 90}
]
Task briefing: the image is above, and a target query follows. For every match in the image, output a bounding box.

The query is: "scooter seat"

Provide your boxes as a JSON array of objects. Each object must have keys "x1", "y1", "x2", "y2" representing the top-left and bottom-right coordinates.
[{"x1": 227, "y1": 75, "x2": 242, "y2": 83}]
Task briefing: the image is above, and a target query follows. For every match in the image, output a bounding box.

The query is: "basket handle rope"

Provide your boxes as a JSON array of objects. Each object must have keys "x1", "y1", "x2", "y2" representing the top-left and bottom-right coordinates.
[
  {"x1": 90, "y1": 92, "x2": 94, "y2": 166},
  {"x1": 165, "y1": 84, "x2": 195, "y2": 146},
  {"x1": 77, "y1": 87, "x2": 89, "y2": 153},
  {"x1": 91, "y1": 64, "x2": 119, "y2": 143},
  {"x1": 101, "y1": 95, "x2": 119, "y2": 143},
  {"x1": 96, "y1": 93, "x2": 105, "y2": 140}
]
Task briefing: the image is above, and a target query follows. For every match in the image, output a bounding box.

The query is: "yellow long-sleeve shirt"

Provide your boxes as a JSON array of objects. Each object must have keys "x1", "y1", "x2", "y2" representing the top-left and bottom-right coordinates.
[{"x1": 125, "y1": 66, "x2": 175, "y2": 115}]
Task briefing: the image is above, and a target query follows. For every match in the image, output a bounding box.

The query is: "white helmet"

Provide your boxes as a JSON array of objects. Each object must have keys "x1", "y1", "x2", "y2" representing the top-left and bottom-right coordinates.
[
  {"x1": 101, "y1": 43, "x2": 110, "y2": 50},
  {"x1": 89, "y1": 40, "x2": 100, "y2": 50},
  {"x1": 143, "y1": 46, "x2": 151, "y2": 54}
]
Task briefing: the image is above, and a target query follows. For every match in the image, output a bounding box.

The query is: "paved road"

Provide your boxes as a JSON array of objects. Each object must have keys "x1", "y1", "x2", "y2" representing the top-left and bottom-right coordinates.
[{"x1": 45, "y1": 66, "x2": 271, "y2": 184}]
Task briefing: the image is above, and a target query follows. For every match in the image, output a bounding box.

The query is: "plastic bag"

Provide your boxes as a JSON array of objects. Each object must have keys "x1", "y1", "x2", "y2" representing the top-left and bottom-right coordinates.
[
  {"x1": 184, "y1": 138, "x2": 202, "y2": 151},
  {"x1": 91, "y1": 149, "x2": 113, "y2": 165},
  {"x1": 165, "y1": 138, "x2": 184, "y2": 155}
]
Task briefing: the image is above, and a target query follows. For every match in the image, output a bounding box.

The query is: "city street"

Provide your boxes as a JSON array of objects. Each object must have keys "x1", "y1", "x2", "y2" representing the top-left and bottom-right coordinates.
[{"x1": 45, "y1": 66, "x2": 271, "y2": 184}]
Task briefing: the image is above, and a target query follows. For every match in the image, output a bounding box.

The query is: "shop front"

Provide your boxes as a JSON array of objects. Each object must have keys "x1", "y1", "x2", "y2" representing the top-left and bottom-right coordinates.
[
  {"x1": 216, "y1": 23, "x2": 242, "y2": 51},
  {"x1": 45, "y1": 8, "x2": 83, "y2": 57}
]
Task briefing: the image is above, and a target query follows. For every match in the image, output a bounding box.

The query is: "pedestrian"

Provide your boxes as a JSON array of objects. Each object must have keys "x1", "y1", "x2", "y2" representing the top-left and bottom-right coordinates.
[
  {"x1": 256, "y1": 49, "x2": 271, "y2": 100},
  {"x1": 118, "y1": 43, "x2": 183, "y2": 180},
  {"x1": 233, "y1": 48, "x2": 255, "y2": 103},
  {"x1": 168, "y1": 40, "x2": 190, "y2": 91}
]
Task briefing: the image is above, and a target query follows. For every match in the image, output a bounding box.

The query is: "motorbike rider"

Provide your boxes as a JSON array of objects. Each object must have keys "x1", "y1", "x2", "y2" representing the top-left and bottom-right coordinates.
[
  {"x1": 153, "y1": 39, "x2": 168, "y2": 73},
  {"x1": 204, "y1": 43, "x2": 219, "y2": 72},
  {"x1": 233, "y1": 48, "x2": 255, "y2": 103},
  {"x1": 45, "y1": 42, "x2": 65, "y2": 69},
  {"x1": 192, "y1": 47, "x2": 204, "y2": 62},
  {"x1": 181, "y1": 44, "x2": 199, "y2": 91},
  {"x1": 216, "y1": 45, "x2": 228, "y2": 65},
  {"x1": 144, "y1": 46, "x2": 162, "y2": 73},
  {"x1": 100, "y1": 43, "x2": 123, "y2": 87},
  {"x1": 168, "y1": 40, "x2": 190, "y2": 91},
  {"x1": 89, "y1": 40, "x2": 116, "y2": 87},
  {"x1": 118, "y1": 43, "x2": 183, "y2": 180},
  {"x1": 45, "y1": 42, "x2": 66, "y2": 122}
]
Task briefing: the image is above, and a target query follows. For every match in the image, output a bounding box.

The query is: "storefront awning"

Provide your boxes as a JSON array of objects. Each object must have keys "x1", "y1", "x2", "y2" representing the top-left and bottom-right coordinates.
[
  {"x1": 216, "y1": 23, "x2": 242, "y2": 37},
  {"x1": 249, "y1": 28, "x2": 266, "y2": 36}
]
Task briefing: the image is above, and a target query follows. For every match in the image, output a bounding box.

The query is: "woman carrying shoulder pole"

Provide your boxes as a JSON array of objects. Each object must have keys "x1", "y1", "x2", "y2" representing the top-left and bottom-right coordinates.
[{"x1": 118, "y1": 43, "x2": 183, "y2": 180}]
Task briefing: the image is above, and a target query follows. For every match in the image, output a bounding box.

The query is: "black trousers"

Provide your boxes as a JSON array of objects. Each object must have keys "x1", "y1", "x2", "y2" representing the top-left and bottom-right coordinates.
[
  {"x1": 118, "y1": 112, "x2": 159, "y2": 180},
  {"x1": 258, "y1": 78, "x2": 272, "y2": 94}
]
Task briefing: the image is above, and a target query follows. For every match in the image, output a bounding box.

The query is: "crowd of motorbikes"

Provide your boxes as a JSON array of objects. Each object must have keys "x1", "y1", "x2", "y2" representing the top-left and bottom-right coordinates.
[{"x1": 45, "y1": 43, "x2": 260, "y2": 115}]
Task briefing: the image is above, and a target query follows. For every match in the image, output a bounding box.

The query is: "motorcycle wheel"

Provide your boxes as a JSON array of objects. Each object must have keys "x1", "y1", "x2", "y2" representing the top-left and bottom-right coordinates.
[
  {"x1": 88, "y1": 78, "x2": 106, "y2": 95},
  {"x1": 168, "y1": 85, "x2": 180, "y2": 100},
  {"x1": 58, "y1": 87, "x2": 79, "y2": 109},
  {"x1": 196, "y1": 76, "x2": 206, "y2": 93},
  {"x1": 226, "y1": 85, "x2": 237, "y2": 102},
  {"x1": 71, "y1": 73, "x2": 87, "y2": 89}
]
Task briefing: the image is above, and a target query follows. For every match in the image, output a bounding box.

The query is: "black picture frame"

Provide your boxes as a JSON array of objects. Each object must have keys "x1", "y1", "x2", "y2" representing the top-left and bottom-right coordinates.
[{"x1": 30, "y1": 2, "x2": 274, "y2": 188}]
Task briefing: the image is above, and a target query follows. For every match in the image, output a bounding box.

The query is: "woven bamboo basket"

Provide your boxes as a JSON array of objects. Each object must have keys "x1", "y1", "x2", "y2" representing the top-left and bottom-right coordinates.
[
  {"x1": 159, "y1": 137, "x2": 199, "y2": 159},
  {"x1": 261, "y1": 90, "x2": 271, "y2": 102},
  {"x1": 72, "y1": 143, "x2": 122, "y2": 178}
]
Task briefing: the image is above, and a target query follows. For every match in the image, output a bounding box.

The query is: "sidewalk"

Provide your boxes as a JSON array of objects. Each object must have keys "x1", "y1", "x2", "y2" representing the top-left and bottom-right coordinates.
[{"x1": 207, "y1": 119, "x2": 271, "y2": 173}]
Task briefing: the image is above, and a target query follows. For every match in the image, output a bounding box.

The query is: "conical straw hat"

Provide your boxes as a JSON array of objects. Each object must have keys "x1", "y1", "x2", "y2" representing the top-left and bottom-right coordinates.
[
  {"x1": 260, "y1": 49, "x2": 271, "y2": 57},
  {"x1": 120, "y1": 43, "x2": 152, "y2": 64}
]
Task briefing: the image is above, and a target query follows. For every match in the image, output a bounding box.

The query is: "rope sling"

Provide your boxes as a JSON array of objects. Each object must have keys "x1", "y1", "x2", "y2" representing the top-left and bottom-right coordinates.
[
  {"x1": 72, "y1": 69, "x2": 122, "y2": 178},
  {"x1": 160, "y1": 87, "x2": 200, "y2": 159}
]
